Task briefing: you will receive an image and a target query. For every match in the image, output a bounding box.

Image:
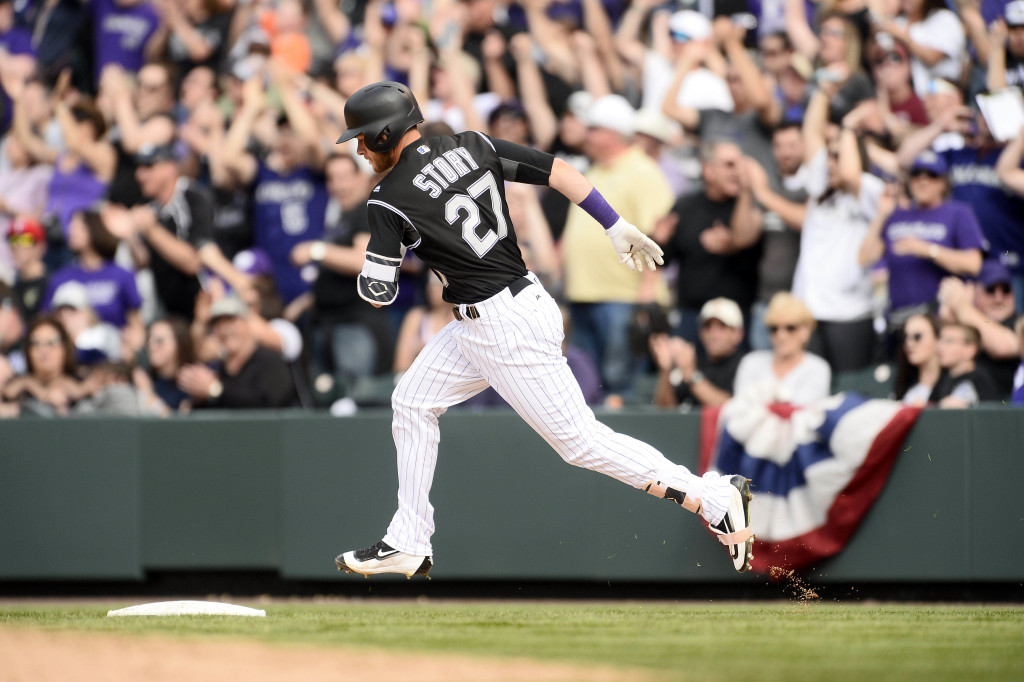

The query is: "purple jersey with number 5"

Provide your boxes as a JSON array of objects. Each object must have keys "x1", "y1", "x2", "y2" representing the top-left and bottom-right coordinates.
[{"x1": 252, "y1": 162, "x2": 327, "y2": 303}]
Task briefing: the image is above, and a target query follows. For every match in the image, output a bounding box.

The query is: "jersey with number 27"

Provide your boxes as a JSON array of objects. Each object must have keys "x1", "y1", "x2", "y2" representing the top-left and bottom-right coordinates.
[{"x1": 362, "y1": 132, "x2": 529, "y2": 305}]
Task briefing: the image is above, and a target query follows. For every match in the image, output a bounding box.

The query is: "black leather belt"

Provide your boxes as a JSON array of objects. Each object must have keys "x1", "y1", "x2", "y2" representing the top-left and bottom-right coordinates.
[{"x1": 453, "y1": 276, "x2": 532, "y2": 321}]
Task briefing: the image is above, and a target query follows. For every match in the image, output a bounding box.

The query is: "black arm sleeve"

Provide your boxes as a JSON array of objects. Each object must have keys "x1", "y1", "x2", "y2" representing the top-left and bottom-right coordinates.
[{"x1": 490, "y1": 137, "x2": 556, "y2": 185}]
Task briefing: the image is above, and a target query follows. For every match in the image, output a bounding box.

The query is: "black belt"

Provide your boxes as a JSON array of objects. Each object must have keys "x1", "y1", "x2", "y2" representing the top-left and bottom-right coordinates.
[{"x1": 453, "y1": 276, "x2": 532, "y2": 321}]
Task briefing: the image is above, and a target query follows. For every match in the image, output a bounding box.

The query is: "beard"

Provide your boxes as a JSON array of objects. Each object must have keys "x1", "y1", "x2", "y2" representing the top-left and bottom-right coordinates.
[{"x1": 368, "y1": 147, "x2": 400, "y2": 173}]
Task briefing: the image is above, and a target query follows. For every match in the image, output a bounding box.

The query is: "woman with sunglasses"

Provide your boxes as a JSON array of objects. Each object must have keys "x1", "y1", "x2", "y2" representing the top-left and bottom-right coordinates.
[
  {"x1": 893, "y1": 313, "x2": 940, "y2": 405},
  {"x1": 1, "y1": 315, "x2": 86, "y2": 417},
  {"x1": 734, "y1": 292, "x2": 831, "y2": 405},
  {"x1": 859, "y1": 151, "x2": 985, "y2": 342}
]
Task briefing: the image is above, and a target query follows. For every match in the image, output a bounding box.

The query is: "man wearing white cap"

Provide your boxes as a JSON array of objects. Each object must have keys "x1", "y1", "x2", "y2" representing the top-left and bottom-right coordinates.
[
  {"x1": 615, "y1": 8, "x2": 733, "y2": 113},
  {"x1": 560, "y1": 94, "x2": 674, "y2": 398},
  {"x1": 650, "y1": 297, "x2": 746, "y2": 409},
  {"x1": 633, "y1": 108, "x2": 688, "y2": 196}
]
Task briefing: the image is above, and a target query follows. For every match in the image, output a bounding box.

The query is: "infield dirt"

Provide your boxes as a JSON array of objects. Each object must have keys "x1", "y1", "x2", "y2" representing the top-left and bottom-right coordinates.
[{"x1": 0, "y1": 626, "x2": 662, "y2": 682}]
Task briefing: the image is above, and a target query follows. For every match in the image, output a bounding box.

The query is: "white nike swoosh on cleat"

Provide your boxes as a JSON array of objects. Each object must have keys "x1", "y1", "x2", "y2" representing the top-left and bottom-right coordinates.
[{"x1": 376, "y1": 549, "x2": 400, "y2": 558}]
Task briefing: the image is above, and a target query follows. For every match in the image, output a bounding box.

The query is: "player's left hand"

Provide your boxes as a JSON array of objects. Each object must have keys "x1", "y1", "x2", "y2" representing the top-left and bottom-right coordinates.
[{"x1": 606, "y1": 218, "x2": 665, "y2": 272}]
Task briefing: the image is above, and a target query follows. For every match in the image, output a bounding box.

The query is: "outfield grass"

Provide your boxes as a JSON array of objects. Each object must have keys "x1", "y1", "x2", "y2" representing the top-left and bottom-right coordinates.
[{"x1": 2, "y1": 602, "x2": 1022, "y2": 680}]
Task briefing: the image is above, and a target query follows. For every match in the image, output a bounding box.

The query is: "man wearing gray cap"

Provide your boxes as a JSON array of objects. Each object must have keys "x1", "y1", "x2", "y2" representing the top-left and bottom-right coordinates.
[{"x1": 177, "y1": 295, "x2": 298, "y2": 408}]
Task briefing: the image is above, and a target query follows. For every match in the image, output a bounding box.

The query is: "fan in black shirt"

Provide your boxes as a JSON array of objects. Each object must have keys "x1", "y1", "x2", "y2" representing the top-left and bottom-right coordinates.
[
  {"x1": 929, "y1": 322, "x2": 1002, "y2": 407},
  {"x1": 177, "y1": 296, "x2": 297, "y2": 409}
]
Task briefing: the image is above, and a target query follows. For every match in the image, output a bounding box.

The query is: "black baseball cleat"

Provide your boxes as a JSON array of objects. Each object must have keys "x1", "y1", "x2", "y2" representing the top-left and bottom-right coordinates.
[
  {"x1": 710, "y1": 476, "x2": 755, "y2": 573},
  {"x1": 335, "y1": 540, "x2": 433, "y2": 578}
]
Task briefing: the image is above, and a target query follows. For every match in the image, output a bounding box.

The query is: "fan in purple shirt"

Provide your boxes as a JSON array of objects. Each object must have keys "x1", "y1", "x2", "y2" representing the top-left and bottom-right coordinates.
[
  {"x1": 861, "y1": 151, "x2": 985, "y2": 323},
  {"x1": 89, "y1": 0, "x2": 162, "y2": 86},
  {"x1": 43, "y1": 210, "x2": 142, "y2": 334}
]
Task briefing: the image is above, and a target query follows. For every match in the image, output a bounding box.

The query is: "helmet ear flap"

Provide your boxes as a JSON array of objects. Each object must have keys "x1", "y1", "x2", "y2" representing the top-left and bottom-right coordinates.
[{"x1": 374, "y1": 125, "x2": 392, "y2": 151}]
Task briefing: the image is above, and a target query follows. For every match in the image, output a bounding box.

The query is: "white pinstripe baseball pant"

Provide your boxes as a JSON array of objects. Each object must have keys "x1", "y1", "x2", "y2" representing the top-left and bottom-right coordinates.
[{"x1": 383, "y1": 274, "x2": 728, "y2": 556}]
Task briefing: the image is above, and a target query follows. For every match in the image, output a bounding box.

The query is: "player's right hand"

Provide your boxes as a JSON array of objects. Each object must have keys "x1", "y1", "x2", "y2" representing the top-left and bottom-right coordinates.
[{"x1": 606, "y1": 218, "x2": 665, "y2": 272}]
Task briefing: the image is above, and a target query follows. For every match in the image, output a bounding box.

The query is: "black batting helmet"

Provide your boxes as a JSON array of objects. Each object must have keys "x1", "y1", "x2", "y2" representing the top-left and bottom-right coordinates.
[{"x1": 336, "y1": 81, "x2": 424, "y2": 153}]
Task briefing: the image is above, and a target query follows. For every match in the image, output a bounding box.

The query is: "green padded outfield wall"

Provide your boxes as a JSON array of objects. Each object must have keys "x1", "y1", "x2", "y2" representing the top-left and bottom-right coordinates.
[{"x1": 1, "y1": 408, "x2": 1021, "y2": 582}]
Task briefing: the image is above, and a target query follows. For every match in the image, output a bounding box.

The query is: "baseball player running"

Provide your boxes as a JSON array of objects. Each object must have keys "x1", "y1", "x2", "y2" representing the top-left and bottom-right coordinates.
[{"x1": 334, "y1": 82, "x2": 754, "y2": 576}]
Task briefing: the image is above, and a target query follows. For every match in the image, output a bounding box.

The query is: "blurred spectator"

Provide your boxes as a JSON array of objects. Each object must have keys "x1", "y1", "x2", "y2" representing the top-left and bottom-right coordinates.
[
  {"x1": 487, "y1": 99, "x2": 531, "y2": 145},
  {"x1": 663, "y1": 16, "x2": 780, "y2": 178},
  {"x1": 937, "y1": 260, "x2": 1019, "y2": 398},
  {"x1": 43, "y1": 210, "x2": 144, "y2": 335},
  {"x1": 1, "y1": 315, "x2": 84, "y2": 416},
  {"x1": 859, "y1": 151, "x2": 984, "y2": 334},
  {"x1": 632, "y1": 108, "x2": 687, "y2": 197},
  {"x1": 286, "y1": 152, "x2": 389, "y2": 387},
  {"x1": 733, "y1": 291, "x2": 831, "y2": 406},
  {"x1": 759, "y1": 31, "x2": 796, "y2": 83},
  {"x1": 50, "y1": 280, "x2": 122, "y2": 366},
  {"x1": 176, "y1": 65, "x2": 219, "y2": 127},
  {"x1": 234, "y1": 253, "x2": 304, "y2": 363},
  {"x1": 458, "y1": 0, "x2": 517, "y2": 95},
  {"x1": 989, "y1": 2, "x2": 1024, "y2": 89},
  {"x1": 1013, "y1": 314, "x2": 1024, "y2": 405},
  {"x1": 504, "y1": 182, "x2": 560, "y2": 294},
  {"x1": 179, "y1": 98, "x2": 253, "y2": 260},
  {"x1": 393, "y1": 275, "x2": 455, "y2": 374},
  {"x1": 560, "y1": 94, "x2": 672, "y2": 396},
  {"x1": 105, "y1": 141, "x2": 247, "y2": 321},
  {"x1": 0, "y1": 0, "x2": 36, "y2": 86},
  {"x1": 893, "y1": 312, "x2": 941, "y2": 405},
  {"x1": 873, "y1": 0, "x2": 966, "y2": 99},
  {"x1": 930, "y1": 321, "x2": 1001, "y2": 406},
  {"x1": 996, "y1": 124, "x2": 1024, "y2": 195},
  {"x1": 100, "y1": 62, "x2": 178, "y2": 206},
  {"x1": 657, "y1": 140, "x2": 760, "y2": 345},
  {"x1": 739, "y1": 122, "x2": 809, "y2": 350},
  {"x1": 774, "y1": 51, "x2": 812, "y2": 124},
  {"x1": 0, "y1": 280, "x2": 26, "y2": 374},
  {"x1": 153, "y1": 0, "x2": 235, "y2": 79},
  {"x1": 13, "y1": 82, "x2": 115, "y2": 266},
  {"x1": 994, "y1": 123, "x2": 1024, "y2": 310},
  {"x1": 14, "y1": 0, "x2": 86, "y2": 85},
  {"x1": 617, "y1": 8, "x2": 732, "y2": 114},
  {"x1": 869, "y1": 35, "x2": 928, "y2": 146},
  {"x1": 785, "y1": 9, "x2": 872, "y2": 122},
  {"x1": 6, "y1": 216, "x2": 49, "y2": 321},
  {"x1": 9, "y1": 79, "x2": 61, "y2": 152},
  {"x1": 221, "y1": 64, "x2": 327, "y2": 305},
  {"x1": 421, "y1": 22, "x2": 492, "y2": 135},
  {"x1": 0, "y1": 119, "x2": 53, "y2": 247},
  {"x1": 261, "y1": 0, "x2": 312, "y2": 75},
  {"x1": 177, "y1": 294, "x2": 298, "y2": 408},
  {"x1": 898, "y1": 100, "x2": 1024, "y2": 314},
  {"x1": 89, "y1": 0, "x2": 164, "y2": 88},
  {"x1": 132, "y1": 316, "x2": 194, "y2": 414},
  {"x1": 74, "y1": 360, "x2": 141, "y2": 415},
  {"x1": 650, "y1": 297, "x2": 745, "y2": 409},
  {"x1": 791, "y1": 87, "x2": 880, "y2": 374}
]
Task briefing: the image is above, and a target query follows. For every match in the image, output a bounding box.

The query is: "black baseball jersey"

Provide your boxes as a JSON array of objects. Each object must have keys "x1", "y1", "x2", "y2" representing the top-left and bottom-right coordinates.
[{"x1": 357, "y1": 131, "x2": 554, "y2": 306}]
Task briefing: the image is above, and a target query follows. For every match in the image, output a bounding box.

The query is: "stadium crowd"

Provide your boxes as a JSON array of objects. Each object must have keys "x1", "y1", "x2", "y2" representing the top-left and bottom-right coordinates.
[{"x1": 1, "y1": 0, "x2": 1024, "y2": 417}]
